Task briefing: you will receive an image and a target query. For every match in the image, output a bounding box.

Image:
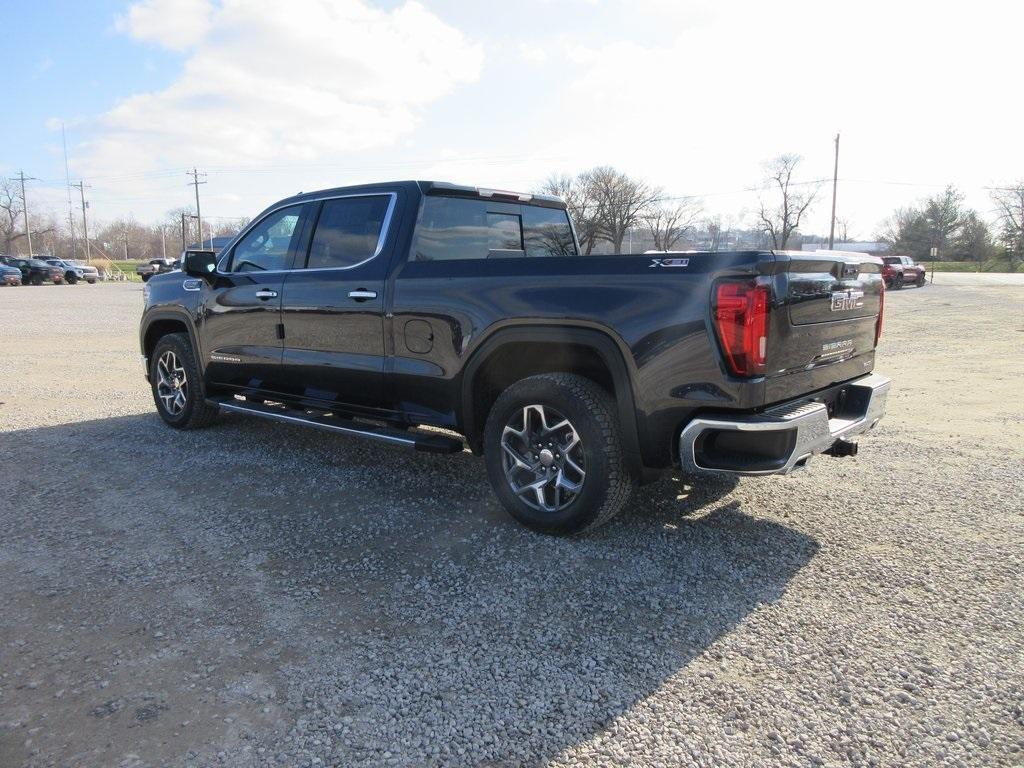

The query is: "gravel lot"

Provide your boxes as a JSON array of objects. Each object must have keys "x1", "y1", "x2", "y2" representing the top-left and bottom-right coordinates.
[{"x1": 1, "y1": 281, "x2": 1022, "y2": 768}]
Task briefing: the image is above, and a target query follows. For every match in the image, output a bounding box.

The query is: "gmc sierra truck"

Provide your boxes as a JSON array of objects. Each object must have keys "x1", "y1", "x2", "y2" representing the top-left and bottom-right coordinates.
[{"x1": 140, "y1": 180, "x2": 890, "y2": 535}]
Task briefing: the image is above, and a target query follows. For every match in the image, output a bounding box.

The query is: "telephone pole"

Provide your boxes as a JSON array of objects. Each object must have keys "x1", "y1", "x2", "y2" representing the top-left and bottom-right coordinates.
[
  {"x1": 62, "y1": 124, "x2": 78, "y2": 259},
  {"x1": 187, "y1": 167, "x2": 207, "y2": 248},
  {"x1": 180, "y1": 212, "x2": 187, "y2": 252},
  {"x1": 71, "y1": 181, "x2": 92, "y2": 263},
  {"x1": 122, "y1": 231, "x2": 129, "y2": 261},
  {"x1": 15, "y1": 171, "x2": 37, "y2": 257},
  {"x1": 828, "y1": 133, "x2": 840, "y2": 250},
  {"x1": 159, "y1": 225, "x2": 167, "y2": 259}
]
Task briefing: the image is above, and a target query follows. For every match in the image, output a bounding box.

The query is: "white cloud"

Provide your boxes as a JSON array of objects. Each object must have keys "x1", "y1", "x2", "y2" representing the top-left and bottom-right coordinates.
[
  {"x1": 84, "y1": 0, "x2": 482, "y2": 213},
  {"x1": 115, "y1": 0, "x2": 214, "y2": 50}
]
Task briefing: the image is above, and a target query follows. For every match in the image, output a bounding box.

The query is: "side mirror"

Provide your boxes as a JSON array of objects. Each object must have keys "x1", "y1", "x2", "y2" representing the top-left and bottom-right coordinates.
[{"x1": 183, "y1": 250, "x2": 218, "y2": 278}]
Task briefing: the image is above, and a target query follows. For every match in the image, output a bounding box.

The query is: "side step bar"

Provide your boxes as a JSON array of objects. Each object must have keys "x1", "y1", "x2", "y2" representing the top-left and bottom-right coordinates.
[{"x1": 206, "y1": 397, "x2": 464, "y2": 454}]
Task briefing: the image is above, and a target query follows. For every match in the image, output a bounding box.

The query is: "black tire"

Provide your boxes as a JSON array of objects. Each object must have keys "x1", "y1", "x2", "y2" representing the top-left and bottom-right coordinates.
[
  {"x1": 483, "y1": 373, "x2": 635, "y2": 535},
  {"x1": 149, "y1": 333, "x2": 219, "y2": 430},
  {"x1": 141, "y1": 273, "x2": 151, "y2": 282},
  {"x1": 894, "y1": 273, "x2": 904, "y2": 289},
  {"x1": 66, "y1": 272, "x2": 78, "y2": 285},
  {"x1": 916, "y1": 274, "x2": 926, "y2": 287}
]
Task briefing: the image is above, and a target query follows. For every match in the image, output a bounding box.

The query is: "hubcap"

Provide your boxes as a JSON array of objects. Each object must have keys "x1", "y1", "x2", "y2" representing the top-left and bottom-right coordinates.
[
  {"x1": 156, "y1": 350, "x2": 188, "y2": 415},
  {"x1": 501, "y1": 404, "x2": 585, "y2": 513}
]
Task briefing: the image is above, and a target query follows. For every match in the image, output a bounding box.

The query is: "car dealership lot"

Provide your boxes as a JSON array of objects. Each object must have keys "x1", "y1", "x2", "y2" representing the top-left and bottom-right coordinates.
[{"x1": 1, "y1": 283, "x2": 1022, "y2": 767}]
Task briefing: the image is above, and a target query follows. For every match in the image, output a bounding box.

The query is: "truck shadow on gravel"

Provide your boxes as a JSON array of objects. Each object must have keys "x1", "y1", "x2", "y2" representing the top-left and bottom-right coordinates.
[{"x1": 1, "y1": 413, "x2": 818, "y2": 767}]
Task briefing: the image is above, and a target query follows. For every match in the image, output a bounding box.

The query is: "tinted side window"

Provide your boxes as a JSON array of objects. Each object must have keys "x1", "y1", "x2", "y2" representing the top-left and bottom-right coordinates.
[
  {"x1": 415, "y1": 197, "x2": 529, "y2": 261},
  {"x1": 523, "y1": 205, "x2": 578, "y2": 257},
  {"x1": 231, "y1": 205, "x2": 305, "y2": 272},
  {"x1": 306, "y1": 196, "x2": 391, "y2": 269}
]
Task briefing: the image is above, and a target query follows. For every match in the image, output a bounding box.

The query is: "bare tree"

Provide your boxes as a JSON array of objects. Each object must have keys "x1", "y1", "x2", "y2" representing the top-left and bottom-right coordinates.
[
  {"x1": 834, "y1": 217, "x2": 853, "y2": 242},
  {"x1": 643, "y1": 199, "x2": 703, "y2": 251},
  {"x1": 585, "y1": 166, "x2": 661, "y2": 252},
  {"x1": 991, "y1": 182, "x2": 1024, "y2": 268},
  {"x1": 757, "y1": 154, "x2": 820, "y2": 250},
  {"x1": 539, "y1": 173, "x2": 603, "y2": 255},
  {"x1": 0, "y1": 178, "x2": 26, "y2": 254}
]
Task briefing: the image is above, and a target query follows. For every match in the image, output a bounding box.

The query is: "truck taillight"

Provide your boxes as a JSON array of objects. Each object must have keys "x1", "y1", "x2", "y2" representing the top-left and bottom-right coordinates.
[
  {"x1": 875, "y1": 281, "x2": 885, "y2": 346},
  {"x1": 714, "y1": 281, "x2": 769, "y2": 377}
]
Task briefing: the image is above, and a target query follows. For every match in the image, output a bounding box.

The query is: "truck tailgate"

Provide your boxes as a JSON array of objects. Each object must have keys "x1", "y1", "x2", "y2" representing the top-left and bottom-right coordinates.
[{"x1": 765, "y1": 250, "x2": 883, "y2": 389}]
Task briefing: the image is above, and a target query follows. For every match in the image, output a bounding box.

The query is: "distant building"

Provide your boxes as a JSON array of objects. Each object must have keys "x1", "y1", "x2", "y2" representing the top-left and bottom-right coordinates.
[{"x1": 801, "y1": 241, "x2": 888, "y2": 253}]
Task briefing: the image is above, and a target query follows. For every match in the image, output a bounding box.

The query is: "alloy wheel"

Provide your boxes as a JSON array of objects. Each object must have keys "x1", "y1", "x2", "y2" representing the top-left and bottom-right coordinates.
[
  {"x1": 156, "y1": 350, "x2": 188, "y2": 416},
  {"x1": 501, "y1": 404, "x2": 586, "y2": 513}
]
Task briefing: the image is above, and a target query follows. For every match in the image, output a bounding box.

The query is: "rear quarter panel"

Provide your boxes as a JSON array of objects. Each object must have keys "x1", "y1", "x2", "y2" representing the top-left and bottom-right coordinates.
[{"x1": 389, "y1": 251, "x2": 773, "y2": 466}]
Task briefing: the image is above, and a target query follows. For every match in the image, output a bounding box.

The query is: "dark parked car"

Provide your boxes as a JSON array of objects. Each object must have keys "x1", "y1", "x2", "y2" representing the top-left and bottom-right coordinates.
[
  {"x1": 140, "y1": 180, "x2": 889, "y2": 534},
  {"x1": 881, "y1": 255, "x2": 926, "y2": 289},
  {"x1": 0, "y1": 256, "x2": 63, "y2": 285},
  {"x1": 1, "y1": 262, "x2": 22, "y2": 286}
]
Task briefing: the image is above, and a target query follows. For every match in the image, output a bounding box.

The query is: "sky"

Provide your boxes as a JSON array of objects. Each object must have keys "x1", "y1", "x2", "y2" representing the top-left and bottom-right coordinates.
[{"x1": 4, "y1": 0, "x2": 1023, "y2": 239}]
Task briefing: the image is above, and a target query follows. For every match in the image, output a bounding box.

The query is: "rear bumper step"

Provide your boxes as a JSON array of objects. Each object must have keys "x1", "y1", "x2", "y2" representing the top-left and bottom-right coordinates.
[
  {"x1": 207, "y1": 397, "x2": 464, "y2": 454},
  {"x1": 678, "y1": 372, "x2": 890, "y2": 476}
]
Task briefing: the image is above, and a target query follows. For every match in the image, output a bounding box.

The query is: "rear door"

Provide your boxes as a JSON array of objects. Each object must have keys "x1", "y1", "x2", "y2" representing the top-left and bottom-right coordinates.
[
  {"x1": 200, "y1": 202, "x2": 313, "y2": 393},
  {"x1": 277, "y1": 193, "x2": 397, "y2": 415}
]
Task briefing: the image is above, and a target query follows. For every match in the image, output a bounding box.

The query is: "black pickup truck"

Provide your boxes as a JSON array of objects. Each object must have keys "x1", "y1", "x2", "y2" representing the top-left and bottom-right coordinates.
[{"x1": 140, "y1": 180, "x2": 889, "y2": 534}]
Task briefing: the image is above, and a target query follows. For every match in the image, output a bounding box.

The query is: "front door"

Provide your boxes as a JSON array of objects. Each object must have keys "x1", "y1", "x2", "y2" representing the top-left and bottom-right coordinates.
[
  {"x1": 278, "y1": 193, "x2": 396, "y2": 415},
  {"x1": 200, "y1": 202, "x2": 313, "y2": 394}
]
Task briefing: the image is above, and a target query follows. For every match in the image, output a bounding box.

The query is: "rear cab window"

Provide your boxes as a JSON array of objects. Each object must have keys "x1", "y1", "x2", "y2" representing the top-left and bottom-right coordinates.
[
  {"x1": 305, "y1": 195, "x2": 391, "y2": 269},
  {"x1": 414, "y1": 196, "x2": 578, "y2": 261}
]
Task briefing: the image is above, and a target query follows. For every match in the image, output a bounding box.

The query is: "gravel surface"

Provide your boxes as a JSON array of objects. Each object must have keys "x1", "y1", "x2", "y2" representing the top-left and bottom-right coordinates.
[{"x1": 1, "y1": 281, "x2": 1022, "y2": 767}]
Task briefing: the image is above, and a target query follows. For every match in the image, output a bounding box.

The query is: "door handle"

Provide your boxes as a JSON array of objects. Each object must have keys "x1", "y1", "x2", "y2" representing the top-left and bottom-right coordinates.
[
  {"x1": 348, "y1": 289, "x2": 377, "y2": 301},
  {"x1": 255, "y1": 289, "x2": 278, "y2": 300}
]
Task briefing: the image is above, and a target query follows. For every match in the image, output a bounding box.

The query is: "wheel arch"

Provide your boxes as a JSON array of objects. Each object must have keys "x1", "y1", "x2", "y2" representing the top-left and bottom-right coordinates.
[
  {"x1": 459, "y1": 323, "x2": 643, "y2": 477},
  {"x1": 140, "y1": 310, "x2": 201, "y2": 379}
]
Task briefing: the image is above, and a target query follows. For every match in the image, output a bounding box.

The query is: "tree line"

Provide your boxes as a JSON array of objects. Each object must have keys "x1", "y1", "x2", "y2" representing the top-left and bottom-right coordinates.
[{"x1": 3, "y1": 160, "x2": 1022, "y2": 269}]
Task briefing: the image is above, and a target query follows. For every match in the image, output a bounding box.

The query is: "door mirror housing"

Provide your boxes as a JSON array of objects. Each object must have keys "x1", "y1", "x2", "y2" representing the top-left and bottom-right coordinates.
[{"x1": 183, "y1": 250, "x2": 218, "y2": 278}]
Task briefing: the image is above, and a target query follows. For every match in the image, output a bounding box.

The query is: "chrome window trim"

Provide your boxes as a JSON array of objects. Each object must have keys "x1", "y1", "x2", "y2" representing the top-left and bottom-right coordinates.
[{"x1": 219, "y1": 192, "x2": 398, "y2": 276}]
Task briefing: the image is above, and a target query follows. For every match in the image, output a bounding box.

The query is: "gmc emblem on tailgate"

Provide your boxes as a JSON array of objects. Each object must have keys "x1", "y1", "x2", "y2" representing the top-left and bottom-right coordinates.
[{"x1": 830, "y1": 289, "x2": 865, "y2": 312}]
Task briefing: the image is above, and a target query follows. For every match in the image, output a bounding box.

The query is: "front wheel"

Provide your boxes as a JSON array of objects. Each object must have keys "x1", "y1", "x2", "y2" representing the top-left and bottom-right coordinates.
[
  {"x1": 483, "y1": 373, "x2": 635, "y2": 535},
  {"x1": 149, "y1": 333, "x2": 219, "y2": 429},
  {"x1": 894, "y1": 273, "x2": 904, "y2": 289},
  {"x1": 916, "y1": 273, "x2": 926, "y2": 287},
  {"x1": 66, "y1": 273, "x2": 78, "y2": 285}
]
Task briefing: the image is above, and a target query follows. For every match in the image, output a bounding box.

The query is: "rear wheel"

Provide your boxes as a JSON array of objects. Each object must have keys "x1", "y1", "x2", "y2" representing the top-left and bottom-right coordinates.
[
  {"x1": 150, "y1": 333, "x2": 219, "y2": 429},
  {"x1": 66, "y1": 273, "x2": 78, "y2": 285},
  {"x1": 483, "y1": 373, "x2": 634, "y2": 535},
  {"x1": 31, "y1": 274, "x2": 43, "y2": 286},
  {"x1": 141, "y1": 273, "x2": 151, "y2": 282},
  {"x1": 894, "y1": 273, "x2": 904, "y2": 289}
]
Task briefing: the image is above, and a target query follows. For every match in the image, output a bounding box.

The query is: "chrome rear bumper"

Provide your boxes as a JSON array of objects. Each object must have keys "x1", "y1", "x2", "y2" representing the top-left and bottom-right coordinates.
[{"x1": 678, "y1": 373, "x2": 890, "y2": 476}]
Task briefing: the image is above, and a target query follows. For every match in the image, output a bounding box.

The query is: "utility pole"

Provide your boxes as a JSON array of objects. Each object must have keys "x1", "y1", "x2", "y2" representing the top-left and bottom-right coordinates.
[
  {"x1": 72, "y1": 181, "x2": 92, "y2": 263},
  {"x1": 828, "y1": 132, "x2": 840, "y2": 250},
  {"x1": 187, "y1": 167, "x2": 207, "y2": 248},
  {"x1": 160, "y1": 225, "x2": 167, "y2": 260},
  {"x1": 122, "y1": 231, "x2": 129, "y2": 261},
  {"x1": 15, "y1": 171, "x2": 37, "y2": 257},
  {"x1": 62, "y1": 124, "x2": 78, "y2": 259},
  {"x1": 180, "y1": 212, "x2": 187, "y2": 252}
]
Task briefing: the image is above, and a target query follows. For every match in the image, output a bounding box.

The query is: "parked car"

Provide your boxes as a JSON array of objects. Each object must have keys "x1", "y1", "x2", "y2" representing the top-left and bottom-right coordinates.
[
  {"x1": 140, "y1": 180, "x2": 889, "y2": 535},
  {"x1": 45, "y1": 258, "x2": 99, "y2": 285},
  {"x1": 137, "y1": 258, "x2": 178, "y2": 282},
  {"x1": 0, "y1": 256, "x2": 64, "y2": 285},
  {"x1": 1, "y1": 262, "x2": 22, "y2": 286},
  {"x1": 881, "y1": 255, "x2": 926, "y2": 289}
]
